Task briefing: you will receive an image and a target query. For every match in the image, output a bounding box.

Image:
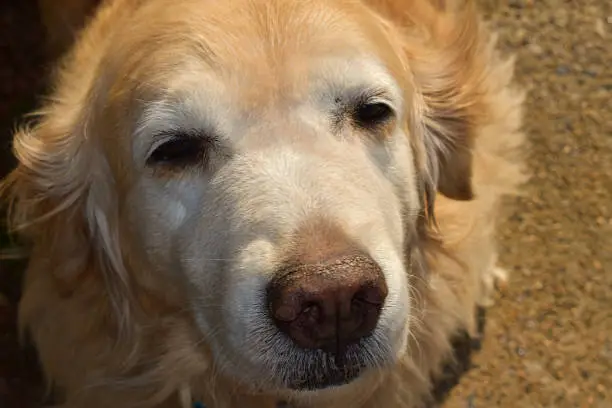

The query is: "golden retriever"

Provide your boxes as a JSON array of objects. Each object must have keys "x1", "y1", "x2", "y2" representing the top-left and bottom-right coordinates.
[{"x1": 1, "y1": 0, "x2": 526, "y2": 407}]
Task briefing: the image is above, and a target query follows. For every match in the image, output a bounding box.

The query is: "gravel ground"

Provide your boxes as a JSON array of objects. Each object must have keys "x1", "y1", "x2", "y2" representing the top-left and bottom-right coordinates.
[{"x1": 1, "y1": 1, "x2": 611, "y2": 407}]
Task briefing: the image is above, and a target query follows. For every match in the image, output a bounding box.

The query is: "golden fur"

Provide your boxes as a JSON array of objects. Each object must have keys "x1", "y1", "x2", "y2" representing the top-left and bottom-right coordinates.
[{"x1": 2, "y1": 0, "x2": 526, "y2": 407}]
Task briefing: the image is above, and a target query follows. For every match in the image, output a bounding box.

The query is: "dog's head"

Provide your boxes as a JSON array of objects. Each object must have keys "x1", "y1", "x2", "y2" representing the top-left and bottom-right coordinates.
[{"x1": 3, "y1": 0, "x2": 486, "y2": 397}]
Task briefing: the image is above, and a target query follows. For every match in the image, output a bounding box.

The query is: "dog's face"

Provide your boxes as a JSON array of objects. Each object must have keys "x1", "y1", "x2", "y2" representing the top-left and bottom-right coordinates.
[
  {"x1": 119, "y1": 0, "x2": 419, "y2": 392},
  {"x1": 7, "y1": 0, "x2": 479, "y2": 397}
]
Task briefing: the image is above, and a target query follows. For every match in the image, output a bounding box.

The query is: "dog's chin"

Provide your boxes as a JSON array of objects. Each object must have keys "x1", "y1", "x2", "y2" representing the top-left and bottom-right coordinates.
[
  {"x1": 274, "y1": 340, "x2": 392, "y2": 393},
  {"x1": 285, "y1": 356, "x2": 368, "y2": 391},
  {"x1": 287, "y1": 370, "x2": 362, "y2": 391}
]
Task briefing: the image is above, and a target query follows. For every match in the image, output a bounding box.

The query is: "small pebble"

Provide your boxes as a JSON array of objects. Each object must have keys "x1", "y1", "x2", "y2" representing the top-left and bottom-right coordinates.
[
  {"x1": 595, "y1": 19, "x2": 606, "y2": 37},
  {"x1": 508, "y1": 0, "x2": 527, "y2": 8},
  {"x1": 528, "y1": 43, "x2": 544, "y2": 55},
  {"x1": 467, "y1": 393, "x2": 476, "y2": 408},
  {"x1": 556, "y1": 65, "x2": 570, "y2": 75}
]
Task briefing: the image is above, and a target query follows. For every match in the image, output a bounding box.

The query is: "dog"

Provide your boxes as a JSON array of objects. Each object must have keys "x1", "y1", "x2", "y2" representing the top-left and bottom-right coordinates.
[{"x1": 1, "y1": 0, "x2": 527, "y2": 407}]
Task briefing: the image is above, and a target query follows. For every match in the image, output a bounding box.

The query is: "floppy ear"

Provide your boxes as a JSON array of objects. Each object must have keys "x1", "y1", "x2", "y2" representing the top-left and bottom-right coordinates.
[
  {"x1": 401, "y1": 0, "x2": 488, "y2": 202},
  {"x1": 0, "y1": 100, "x2": 133, "y2": 333}
]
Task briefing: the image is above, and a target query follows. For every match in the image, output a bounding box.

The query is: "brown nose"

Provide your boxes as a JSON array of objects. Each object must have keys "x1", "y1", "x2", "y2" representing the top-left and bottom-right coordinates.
[{"x1": 267, "y1": 252, "x2": 388, "y2": 354}]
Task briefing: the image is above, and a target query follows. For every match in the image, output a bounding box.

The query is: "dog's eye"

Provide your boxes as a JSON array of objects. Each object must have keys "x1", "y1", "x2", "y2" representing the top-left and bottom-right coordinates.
[
  {"x1": 353, "y1": 102, "x2": 394, "y2": 128},
  {"x1": 147, "y1": 136, "x2": 206, "y2": 167}
]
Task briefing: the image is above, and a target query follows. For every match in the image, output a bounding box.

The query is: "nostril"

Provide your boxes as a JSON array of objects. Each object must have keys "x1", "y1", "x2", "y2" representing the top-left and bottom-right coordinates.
[{"x1": 353, "y1": 285, "x2": 387, "y2": 306}]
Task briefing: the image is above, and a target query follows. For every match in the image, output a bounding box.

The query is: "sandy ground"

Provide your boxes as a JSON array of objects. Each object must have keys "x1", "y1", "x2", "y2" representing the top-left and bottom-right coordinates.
[{"x1": 0, "y1": 1, "x2": 611, "y2": 407}]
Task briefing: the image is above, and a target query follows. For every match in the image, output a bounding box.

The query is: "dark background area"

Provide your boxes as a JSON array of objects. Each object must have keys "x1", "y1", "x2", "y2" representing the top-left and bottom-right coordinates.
[{"x1": 0, "y1": 2, "x2": 49, "y2": 407}]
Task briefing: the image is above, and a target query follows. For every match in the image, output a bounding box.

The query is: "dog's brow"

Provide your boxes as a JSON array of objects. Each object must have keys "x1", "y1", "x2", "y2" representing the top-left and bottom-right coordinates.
[
  {"x1": 348, "y1": 86, "x2": 395, "y2": 105},
  {"x1": 134, "y1": 96, "x2": 225, "y2": 160},
  {"x1": 312, "y1": 56, "x2": 403, "y2": 112}
]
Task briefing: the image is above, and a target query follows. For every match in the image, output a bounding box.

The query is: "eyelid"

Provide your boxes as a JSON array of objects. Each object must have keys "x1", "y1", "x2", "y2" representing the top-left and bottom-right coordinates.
[
  {"x1": 147, "y1": 131, "x2": 181, "y2": 159},
  {"x1": 361, "y1": 92, "x2": 396, "y2": 110},
  {"x1": 146, "y1": 129, "x2": 218, "y2": 159},
  {"x1": 348, "y1": 88, "x2": 397, "y2": 112}
]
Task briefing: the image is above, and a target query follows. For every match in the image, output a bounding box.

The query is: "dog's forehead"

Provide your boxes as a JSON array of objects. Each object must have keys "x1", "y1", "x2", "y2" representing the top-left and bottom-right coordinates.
[{"x1": 115, "y1": 0, "x2": 399, "y2": 104}]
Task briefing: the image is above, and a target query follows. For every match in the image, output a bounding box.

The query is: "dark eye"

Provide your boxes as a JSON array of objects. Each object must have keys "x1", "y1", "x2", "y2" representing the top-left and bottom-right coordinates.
[
  {"x1": 147, "y1": 136, "x2": 207, "y2": 167},
  {"x1": 353, "y1": 102, "x2": 394, "y2": 128}
]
